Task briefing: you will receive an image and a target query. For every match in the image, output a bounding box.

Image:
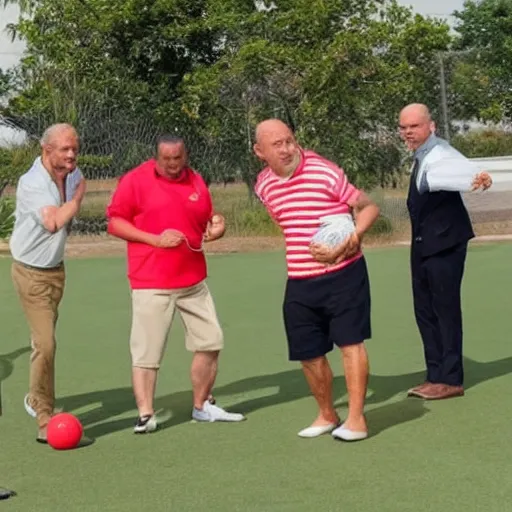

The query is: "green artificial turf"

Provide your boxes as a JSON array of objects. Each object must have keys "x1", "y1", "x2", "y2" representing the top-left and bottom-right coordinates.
[{"x1": 0, "y1": 243, "x2": 511, "y2": 511}]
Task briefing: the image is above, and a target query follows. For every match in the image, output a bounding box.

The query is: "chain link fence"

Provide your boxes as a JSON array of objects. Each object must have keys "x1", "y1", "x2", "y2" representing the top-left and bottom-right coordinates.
[{"x1": 1, "y1": 58, "x2": 512, "y2": 241}]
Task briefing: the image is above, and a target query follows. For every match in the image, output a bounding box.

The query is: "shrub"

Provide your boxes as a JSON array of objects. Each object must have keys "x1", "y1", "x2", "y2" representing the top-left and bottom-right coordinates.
[
  {"x1": 368, "y1": 215, "x2": 393, "y2": 235},
  {"x1": 78, "y1": 155, "x2": 114, "y2": 180},
  {"x1": 451, "y1": 129, "x2": 512, "y2": 158},
  {"x1": 0, "y1": 143, "x2": 40, "y2": 195},
  {"x1": 0, "y1": 197, "x2": 16, "y2": 240},
  {"x1": 227, "y1": 202, "x2": 281, "y2": 236}
]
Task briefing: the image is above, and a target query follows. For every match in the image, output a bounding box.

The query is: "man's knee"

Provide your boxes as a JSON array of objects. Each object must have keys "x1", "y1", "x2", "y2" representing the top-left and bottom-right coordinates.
[
  {"x1": 300, "y1": 355, "x2": 328, "y2": 368},
  {"x1": 339, "y1": 341, "x2": 366, "y2": 357}
]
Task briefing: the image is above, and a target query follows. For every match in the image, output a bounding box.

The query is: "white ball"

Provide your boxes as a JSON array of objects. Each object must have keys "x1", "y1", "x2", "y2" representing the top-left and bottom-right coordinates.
[{"x1": 311, "y1": 214, "x2": 355, "y2": 248}]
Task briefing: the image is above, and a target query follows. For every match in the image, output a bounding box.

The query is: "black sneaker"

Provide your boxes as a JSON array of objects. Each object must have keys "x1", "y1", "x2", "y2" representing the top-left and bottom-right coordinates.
[
  {"x1": 0, "y1": 488, "x2": 17, "y2": 500},
  {"x1": 133, "y1": 414, "x2": 157, "y2": 434}
]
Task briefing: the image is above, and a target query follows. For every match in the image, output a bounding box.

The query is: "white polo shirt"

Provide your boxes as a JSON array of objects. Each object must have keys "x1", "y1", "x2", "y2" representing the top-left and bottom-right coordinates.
[{"x1": 9, "y1": 157, "x2": 83, "y2": 269}]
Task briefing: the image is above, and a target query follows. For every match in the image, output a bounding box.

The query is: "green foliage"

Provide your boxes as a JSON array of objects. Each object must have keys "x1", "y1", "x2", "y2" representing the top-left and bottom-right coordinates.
[
  {"x1": 451, "y1": 129, "x2": 512, "y2": 158},
  {"x1": 78, "y1": 155, "x2": 114, "y2": 179},
  {"x1": 230, "y1": 202, "x2": 281, "y2": 236},
  {"x1": 452, "y1": 0, "x2": 512, "y2": 122},
  {"x1": 179, "y1": 0, "x2": 451, "y2": 190},
  {"x1": 0, "y1": 197, "x2": 16, "y2": 240},
  {"x1": 368, "y1": 215, "x2": 394, "y2": 235},
  {"x1": 0, "y1": 143, "x2": 39, "y2": 194},
  {"x1": 6, "y1": 0, "x2": 511, "y2": 192},
  {"x1": 0, "y1": 68, "x2": 13, "y2": 99}
]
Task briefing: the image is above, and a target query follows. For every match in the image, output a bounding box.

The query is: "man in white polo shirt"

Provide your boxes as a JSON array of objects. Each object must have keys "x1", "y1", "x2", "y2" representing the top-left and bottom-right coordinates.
[{"x1": 9, "y1": 123, "x2": 85, "y2": 443}]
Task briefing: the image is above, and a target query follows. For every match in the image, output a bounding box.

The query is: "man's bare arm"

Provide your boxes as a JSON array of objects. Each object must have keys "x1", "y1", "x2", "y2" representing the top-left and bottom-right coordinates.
[
  {"x1": 40, "y1": 178, "x2": 87, "y2": 233},
  {"x1": 107, "y1": 217, "x2": 184, "y2": 248},
  {"x1": 349, "y1": 191, "x2": 380, "y2": 241},
  {"x1": 107, "y1": 217, "x2": 160, "y2": 245}
]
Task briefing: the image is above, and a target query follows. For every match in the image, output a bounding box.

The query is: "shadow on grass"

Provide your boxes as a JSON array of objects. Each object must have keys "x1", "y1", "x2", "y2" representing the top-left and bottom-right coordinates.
[
  {"x1": 0, "y1": 347, "x2": 31, "y2": 383},
  {"x1": 56, "y1": 355, "x2": 512, "y2": 441},
  {"x1": 0, "y1": 347, "x2": 31, "y2": 416}
]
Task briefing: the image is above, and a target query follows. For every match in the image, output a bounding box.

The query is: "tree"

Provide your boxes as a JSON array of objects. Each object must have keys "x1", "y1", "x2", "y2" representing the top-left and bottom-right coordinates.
[
  {"x1": 0, "y1": 69, "x2": 13, "y2": 99},
  {"x1": 180, "y1": 0, "x2": 452, "y2": 191},
  {"x1": 452, "y1": 0, "x2": 512, "y2": 122},
  {"x1": 2, "y1": 0, "x2": 258, "y2": 119}
]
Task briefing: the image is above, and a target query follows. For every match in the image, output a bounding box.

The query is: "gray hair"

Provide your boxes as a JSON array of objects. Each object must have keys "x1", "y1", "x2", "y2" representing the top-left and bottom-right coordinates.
[{"x1": 40, "y1": 123, "x2": 78, "y2": 146}]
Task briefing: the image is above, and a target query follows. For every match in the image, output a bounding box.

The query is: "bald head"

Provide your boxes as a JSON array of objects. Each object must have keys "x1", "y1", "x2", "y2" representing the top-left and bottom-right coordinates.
[
  {"x1": 255, "y1": 119, "x2": 293, "y2": 144},
  {"x1": 400, "y1": 103, "x2": 432, "y2": 123},
  {"x1": 40, "y1": 123, "x2": 79, "y2": 177},
  {"x1": 398, "y1": 103, "x2": 435, "y2": 150},
  {"x1": 253, "y1": 119, "x2": 300, "y2": 177}
]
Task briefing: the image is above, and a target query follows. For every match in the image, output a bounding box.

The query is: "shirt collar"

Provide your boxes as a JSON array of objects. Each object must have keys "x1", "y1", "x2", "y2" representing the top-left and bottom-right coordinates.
[
  {"x1": 33, "y1": 156, "x2": 56, "y2": 185},
  {"x1": 414, "y1": 133, "x2": 439, "y2": 160}
]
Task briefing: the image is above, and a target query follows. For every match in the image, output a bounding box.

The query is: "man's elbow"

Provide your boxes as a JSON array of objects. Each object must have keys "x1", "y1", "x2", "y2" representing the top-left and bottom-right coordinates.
[
  {"x1": 107, "y1": 219, "x2": 115, "y2": 236},
  {"x1": 107, "y1": 217, "x2": 123, "y2": 237},
  {"x1": 41, "y1": 207, "x2": 58, "y2": 233}
]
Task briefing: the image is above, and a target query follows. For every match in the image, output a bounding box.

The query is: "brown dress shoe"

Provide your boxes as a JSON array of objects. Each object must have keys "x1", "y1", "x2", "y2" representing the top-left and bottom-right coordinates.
[
  {"x1": 422, "y1": 383, "x2": 464, "y2": 400},
  {"x1": 407, "y1": 382, "x2": 433, "y2": 397}
]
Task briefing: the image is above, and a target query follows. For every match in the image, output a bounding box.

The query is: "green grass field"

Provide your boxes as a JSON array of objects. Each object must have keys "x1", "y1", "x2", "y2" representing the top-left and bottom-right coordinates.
[{"x1": 1, "y1": 244, "x2": 512, "y2": 511}]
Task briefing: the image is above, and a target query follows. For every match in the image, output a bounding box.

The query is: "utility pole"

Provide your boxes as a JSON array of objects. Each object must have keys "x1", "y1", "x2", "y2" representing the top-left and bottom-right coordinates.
[{"x1": 438, "y1": 52, "x2": 450, "y2": 142}]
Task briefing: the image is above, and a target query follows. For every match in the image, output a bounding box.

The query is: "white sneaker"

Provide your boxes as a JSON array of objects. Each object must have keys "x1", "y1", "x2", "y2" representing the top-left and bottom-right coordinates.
[
  {"x1": 24, "y1": 394, "x2": 63, "y2": 418},
  {"x1": 24, "y1": 394, "x2": 36, "y2": 418},
  {"x1": 192, "y1": 400, "x2": 246, "y2": 423},
  {"x1": 134, "y1": 414, "x2": 157, "y2": 434}
]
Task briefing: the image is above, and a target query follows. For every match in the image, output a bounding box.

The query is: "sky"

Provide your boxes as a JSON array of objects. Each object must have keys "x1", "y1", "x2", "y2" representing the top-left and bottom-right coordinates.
[
  {"x1": 0, "y1": 0, "x2": 466, "y2": 74},
  {"x1": 0, "y1": 4, "x2": 26, "y2": 72}
]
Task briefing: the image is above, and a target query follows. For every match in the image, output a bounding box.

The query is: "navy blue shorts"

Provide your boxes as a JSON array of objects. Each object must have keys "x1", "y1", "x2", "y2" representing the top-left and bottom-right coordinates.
[{"x1": 282, "y1": 257, "x2": 372, "y2": 361}]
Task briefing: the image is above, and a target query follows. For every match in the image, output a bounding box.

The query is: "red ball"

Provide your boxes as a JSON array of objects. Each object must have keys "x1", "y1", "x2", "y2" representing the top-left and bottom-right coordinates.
[{"x1": 47, "y1": 413, "x2": 83, "y2": 450}]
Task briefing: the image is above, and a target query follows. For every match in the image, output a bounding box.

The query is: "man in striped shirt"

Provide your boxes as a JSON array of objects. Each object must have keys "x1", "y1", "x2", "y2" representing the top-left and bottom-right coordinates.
[{"x1": 253, "y1": 119, "x2": 380, "y2": 442}]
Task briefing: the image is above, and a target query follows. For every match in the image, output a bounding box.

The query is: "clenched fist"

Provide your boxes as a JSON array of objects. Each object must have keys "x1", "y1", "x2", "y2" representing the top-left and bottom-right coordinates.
[
  {"x1": 155, "y1": 229, "x2": 184, "y2": 248},
  {"x1": 471, "y1": 172, "x2": 492, "y2": 191},
  {"x1": 204, "y1": 214, "x2": 226, "y2": 242}
]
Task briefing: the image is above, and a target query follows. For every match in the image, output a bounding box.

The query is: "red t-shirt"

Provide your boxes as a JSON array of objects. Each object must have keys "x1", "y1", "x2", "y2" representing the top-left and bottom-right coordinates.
[{"x1": 106, "y1": 159, "x2": 213, "y2": 289}]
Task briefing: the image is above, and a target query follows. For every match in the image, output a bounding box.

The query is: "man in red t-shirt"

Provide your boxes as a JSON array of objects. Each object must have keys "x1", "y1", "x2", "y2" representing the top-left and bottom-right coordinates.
[
  {"x1": 253, "y1": 119, "x2": 380, "y2": 442},
  {"x1": 106, "y1": 135, "x2": 245, "y2": 433}
]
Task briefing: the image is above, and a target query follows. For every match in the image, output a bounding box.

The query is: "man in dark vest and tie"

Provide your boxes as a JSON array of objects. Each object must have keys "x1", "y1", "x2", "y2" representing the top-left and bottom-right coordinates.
[{"x1": 399, "y1": 103, "x2": 492, "y2": 400}]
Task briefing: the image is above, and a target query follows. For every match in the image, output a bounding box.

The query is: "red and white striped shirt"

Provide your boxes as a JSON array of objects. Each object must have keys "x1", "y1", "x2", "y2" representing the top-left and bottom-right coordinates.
[{"x1": 254, "y1": 149, "x2": 363, "y2": 279}]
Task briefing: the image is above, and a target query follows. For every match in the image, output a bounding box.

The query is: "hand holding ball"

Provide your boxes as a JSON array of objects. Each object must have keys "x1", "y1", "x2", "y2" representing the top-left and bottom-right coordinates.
[{"x1": 310, "y1": 214, "x2": 360, "y2": 265}]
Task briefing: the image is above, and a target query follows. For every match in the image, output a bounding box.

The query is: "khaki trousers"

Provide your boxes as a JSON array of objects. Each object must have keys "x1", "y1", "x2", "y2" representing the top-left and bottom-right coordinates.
[
  {"x1": 11, "y1": 261, "x2": 65, "y2": 429},
  {"x1": 130, "y1": 280, "x2": 224, "y2": 369}
]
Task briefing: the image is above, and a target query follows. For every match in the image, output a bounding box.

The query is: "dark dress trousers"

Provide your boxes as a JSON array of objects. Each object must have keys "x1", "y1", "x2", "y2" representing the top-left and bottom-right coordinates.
[{"x1": 406, "y1": 152, "x2": 475, "y2": 387}]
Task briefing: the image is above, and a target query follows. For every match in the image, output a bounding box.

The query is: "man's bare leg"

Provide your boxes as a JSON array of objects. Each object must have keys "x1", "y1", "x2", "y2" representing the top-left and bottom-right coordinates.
[
  {"x1": 190, "y1": 351, "x2": 245, "y2": 422},
  {"x1": 191, "y1": 351, "x2": 219, "y2": 409},
  {"x1": 340, "y1": 342, "x2": 369, "y2": 432},
  {"x1": 132, "y1": 367, "x2": 158, "y2": 416},
  {"x1": 301, "y1": 356, "x2": 340, "y2": 426}
]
